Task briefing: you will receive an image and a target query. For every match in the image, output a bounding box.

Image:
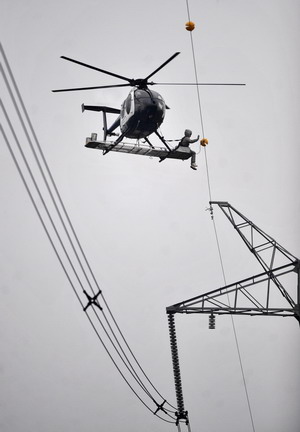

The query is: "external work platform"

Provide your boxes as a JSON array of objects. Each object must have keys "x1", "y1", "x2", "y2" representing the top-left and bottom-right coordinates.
[{"x1": 85, "y1": 135, "x2": 192, "y2": 160}]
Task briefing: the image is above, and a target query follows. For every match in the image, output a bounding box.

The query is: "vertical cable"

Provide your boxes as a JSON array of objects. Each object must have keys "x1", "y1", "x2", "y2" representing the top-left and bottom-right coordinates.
[
  {"x1": 185, "y1": 2, "x2": 212, "y2": 201},
  {"x1": 212, "y1": 219, "x2": 256, "y2": 431},
  {"x1": 184, "y1": 2, "x2": 256, "y2": 431}
]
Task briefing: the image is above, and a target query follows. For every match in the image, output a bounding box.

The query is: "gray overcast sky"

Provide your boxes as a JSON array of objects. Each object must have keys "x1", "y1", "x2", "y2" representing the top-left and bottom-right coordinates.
[{"x1": 1, "y1": 1, "x2": 299, "y2": 431}]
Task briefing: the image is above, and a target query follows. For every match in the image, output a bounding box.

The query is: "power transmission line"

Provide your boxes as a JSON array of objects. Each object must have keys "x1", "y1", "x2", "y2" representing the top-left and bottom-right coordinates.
[{"x1": 0, "y1": 43, "x2": 176, "y2": 423}]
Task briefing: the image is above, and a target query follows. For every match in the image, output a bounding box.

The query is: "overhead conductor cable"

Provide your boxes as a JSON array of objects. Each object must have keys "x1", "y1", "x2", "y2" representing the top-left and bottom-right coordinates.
[{"x1": 0, "y1": 43, "x2": 176, "y2": 424}]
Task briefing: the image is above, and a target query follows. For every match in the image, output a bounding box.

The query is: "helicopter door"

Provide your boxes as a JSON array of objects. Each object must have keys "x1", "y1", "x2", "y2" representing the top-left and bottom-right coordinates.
[{"x1": 120, "y1": 91, "x2": 135, "y2": 133}]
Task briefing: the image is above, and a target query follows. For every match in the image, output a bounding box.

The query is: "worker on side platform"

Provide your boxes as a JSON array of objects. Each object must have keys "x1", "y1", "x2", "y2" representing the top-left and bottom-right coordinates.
[{"x1": 178, "y1": 129, "x2": 199, "y2": 170}]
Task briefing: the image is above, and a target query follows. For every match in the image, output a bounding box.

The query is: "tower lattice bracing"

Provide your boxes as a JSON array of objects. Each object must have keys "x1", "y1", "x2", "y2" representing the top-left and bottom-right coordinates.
[{"x1": 167, "y1": 201, "x2": 299, "y2": 322}]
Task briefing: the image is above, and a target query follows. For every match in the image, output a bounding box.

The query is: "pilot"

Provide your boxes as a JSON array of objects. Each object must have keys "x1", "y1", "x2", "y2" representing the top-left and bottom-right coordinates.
[{"x1": 178, "y1": 129, "x2": 199, "y2": 170}]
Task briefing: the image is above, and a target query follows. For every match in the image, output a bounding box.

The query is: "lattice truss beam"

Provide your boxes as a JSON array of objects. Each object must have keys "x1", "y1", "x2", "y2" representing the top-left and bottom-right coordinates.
[{"x1": 167, "y1": 202, "x2": 300, "y2": 323}]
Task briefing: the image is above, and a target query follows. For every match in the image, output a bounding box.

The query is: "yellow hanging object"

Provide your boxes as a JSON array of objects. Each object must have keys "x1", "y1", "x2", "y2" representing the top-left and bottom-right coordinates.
[
  {"x1": 185, "y1": 21, "x2": 195, "y2": 31},
  {"x1": 200, "y1": 138, "x2": 209, "y2": 147}
]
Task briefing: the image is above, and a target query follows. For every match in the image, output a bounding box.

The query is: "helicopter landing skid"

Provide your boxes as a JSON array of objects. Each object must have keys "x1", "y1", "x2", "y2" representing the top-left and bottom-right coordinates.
[
  {"x1": 153, "y1": 131, "x2": 181, "y2": 163},
  {"x1": 154, "y1": 130, "x2": 172, "y2": 153},
  {"x1": 103, "y1": 132, "x2": 126, "y2": 155}
]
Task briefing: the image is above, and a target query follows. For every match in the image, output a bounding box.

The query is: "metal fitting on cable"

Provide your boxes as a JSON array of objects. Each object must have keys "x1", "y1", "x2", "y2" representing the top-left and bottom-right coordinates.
[{"x1": 205, "y1": 205, "x2": 214, "y2": 220}]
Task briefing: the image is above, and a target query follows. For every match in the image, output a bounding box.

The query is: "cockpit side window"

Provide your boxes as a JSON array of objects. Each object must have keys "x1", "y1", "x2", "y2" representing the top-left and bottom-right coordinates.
[{"x1": 125, "y1": 94, "x2": 131, "y2": 114}]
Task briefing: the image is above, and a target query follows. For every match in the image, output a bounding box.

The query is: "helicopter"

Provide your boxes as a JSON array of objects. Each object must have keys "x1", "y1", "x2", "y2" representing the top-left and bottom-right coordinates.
[{"x1": 52, "y1": 52, "x2": 244, "y2": 162}]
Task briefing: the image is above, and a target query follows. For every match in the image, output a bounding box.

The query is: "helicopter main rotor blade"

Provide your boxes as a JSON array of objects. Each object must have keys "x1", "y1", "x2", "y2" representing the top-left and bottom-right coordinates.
[
  {"x1": 144, "y1": 52, "x2": 180, "y2": 82},
  {"x1": 60, "y1": 56, "x2": 133, "y2": 83},
  {"x1": 150, "y1": 82, "x2": 246, "y2": 86},
  {"x1": 52, "y1": 83, "x2": 131, "y2": 93}
]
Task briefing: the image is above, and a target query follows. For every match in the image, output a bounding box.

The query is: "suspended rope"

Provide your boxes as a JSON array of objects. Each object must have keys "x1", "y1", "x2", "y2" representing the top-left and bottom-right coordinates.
[{"x1": 184, "y1": 3, "x2": 256, "y2": 432}]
